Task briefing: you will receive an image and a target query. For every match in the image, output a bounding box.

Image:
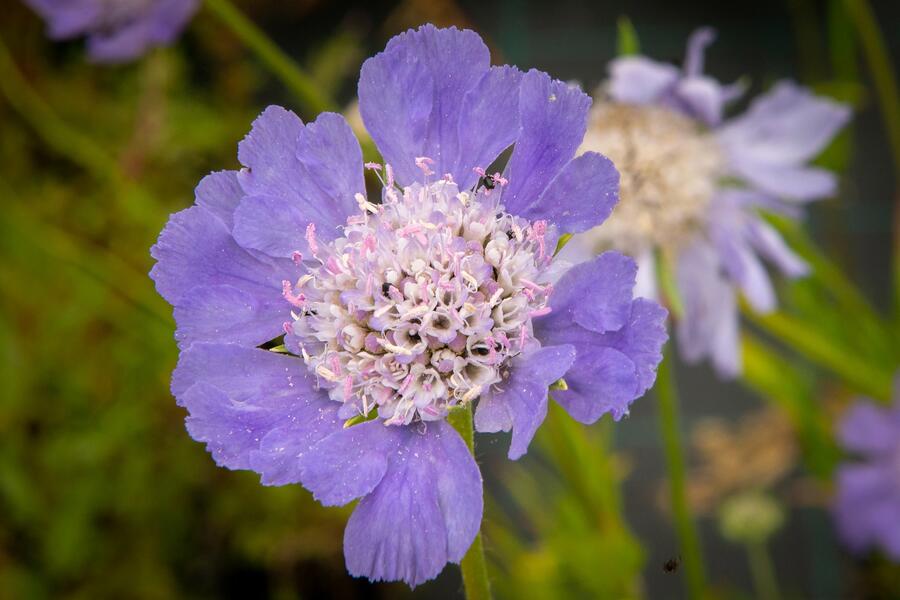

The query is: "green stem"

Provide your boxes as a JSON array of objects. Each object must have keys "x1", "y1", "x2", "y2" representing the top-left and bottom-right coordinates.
[
  {"x1": 842, "y1": 0, "x2": 900, "y2": 319},
  {"x1": 656, "y1": 348, "x2": 707, "y2": 600},
  {"x1": 743, "y1": 306, "x2": 893, "y2": 401},
  {"x1": 746, "y1": 542, "x2": 780, "y2": 600},
  {"x1": 203, "y1": 0, "x2": 335, "y2": 117},
  {"x1": 448, "y1": 405, "x2": 492, "y2": 600}
]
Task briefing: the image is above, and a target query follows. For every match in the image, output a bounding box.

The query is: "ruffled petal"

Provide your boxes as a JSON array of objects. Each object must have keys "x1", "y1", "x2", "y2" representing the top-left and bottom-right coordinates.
[
  {"x1": 552, "y1": 346, "x2": 637, "y2": 423},
  {"x1": 676, "y1": 240, "x2": 741, "y2": 378},
  {"x1": 343, "y1": 421, "x2": 482, "y2": 587},
  {"x1": 359, "y1": 25, "x2": 491, "y2": 185},
  {"x1": 454, "y1": 65, "x2": 524, "y2": 189},
  {"x1": 150, "y1": 205, "x2": 297, "y2": 306},
  {"x1": 502, "y1": 70, "x2": 591, "y2": 218},
  {"x1": 535, "y1": 295, "x2": 668, "y2": 422},
  {"x1": 195, "y1": 170, "x2": 242, "y2": 231},
  {"x1": 608, "y1": 56, "x2": 679, "y2": 105},
  {"x1": 745, "y1": 217, "x2": 808, "y2": 278},
  {"x1": 298, "y1": 421, "x2": 402, "y2": 506},
  {"x1": 235, "y1": 108, "x2": 361, "y2": 256},
  {"x1": 526, "y1": 151, "x2": 619, "y2": 234},
  {"x1": 475, "y1": 345, "x2": 575, "y2": 459},
  {"x1": 727, "y1": 160, "x2": 839, "y2": 201},
  {"x1": 172, "y1": 343, "x2": 339, "y2": 482},
  {"x1": 541, "y1": 252, "x2": 637, "y2": 334},
  {"x1": 172, "y1": 284, "x2": 288, "y2": 349}
]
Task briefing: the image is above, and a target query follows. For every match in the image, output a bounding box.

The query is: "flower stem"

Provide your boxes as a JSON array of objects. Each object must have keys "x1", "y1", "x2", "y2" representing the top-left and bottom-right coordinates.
[
  {"x1": 746, "y1": 542, "x2": 780, "y2": 600},
  {"x1": 656, "y1": 348, "x2": 707, "y2": 600},
  {"x1": 203, "y1": 0, "x2": 335, "y2": 117},
  {"x1": 448, "y1": 405, "x2": 492, "y2": 600}
]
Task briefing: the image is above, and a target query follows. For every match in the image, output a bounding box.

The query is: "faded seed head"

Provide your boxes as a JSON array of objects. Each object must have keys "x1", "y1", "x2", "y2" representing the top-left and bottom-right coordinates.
[
  {"x1": 578, "y1": 102, "x2": 724, "y2": 255},
  {"x1": 285, "y1": 172, "x2": 554, "y2": 426}
]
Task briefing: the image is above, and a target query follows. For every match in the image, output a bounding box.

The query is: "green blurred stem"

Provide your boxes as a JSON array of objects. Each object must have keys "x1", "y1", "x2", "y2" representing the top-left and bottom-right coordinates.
[
  {"x1": 656, "y1": 348, "x2": 707, "y2": 600},
  {"x1": 0, "y1": 38, "x2": 123, "y2": 185},
  {"x1": 203, "y1": 0, "x2": 334, "y2": 116},
  {"x1": 746, "y1": 542, "x2": 780, "y2": 600},
  {"x1": 842, "y1": 0, "x2": 900, "y2": 317},
  {"x1": 742, "y1": 306, "x2": 893, "y2": 402},
  {"x1": 448, "y1": 405, "x2": 492, "y2": 600}
]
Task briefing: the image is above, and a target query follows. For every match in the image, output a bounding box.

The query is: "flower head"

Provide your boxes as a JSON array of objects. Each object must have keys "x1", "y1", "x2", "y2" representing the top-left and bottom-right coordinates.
[
  {"x1": 568, "y1": 27, "x2": 850, "y2": 377},
  {"x1": 151, "y1": 25, "x2": 668, "y2": 587},
  {"x1": 24, "y1": 0, "x2": 198, "y2": 63},
  {"x1": 834, "y1": 379, "x2": 900, "y2": 561}
]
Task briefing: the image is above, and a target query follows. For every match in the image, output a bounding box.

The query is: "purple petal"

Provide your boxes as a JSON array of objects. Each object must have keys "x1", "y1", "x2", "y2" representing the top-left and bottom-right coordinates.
[
  {"x1": 673, "y1": 76, "x2": 727, "y2": 126},
  {"x1": 608, "y1": 56, "x2": 679, "y2": 105},
  {"x1": 150, "y1": 205, "x2": 297, "y2": 308},
  {"x1": 552, "y1": 347, "x2": 637, "y2": 423},
  {"x1": 454, "y1": 65, "x2": 524, "y2": 189},
  {"x1": 543, "y1": 252, "x2": 638, "y2": 334},
  {"x1": 24, "y1": 0, "x2": 100, "y2": 38},
  {"x1": 838, "y1": 400, "x2": 900, "y2": 458},
  {"x1": 535, "y1": 298, "x2": 668, "y2": 422},
  {"x1": 502, "y1": 70, "x2": 591, "y2": 218},
  {"x1": 359, "y1": 26, "x2": 491, "y2": 185},
  {"x1": 525, "y1": 152, "x2": 619, "y2": 233},
  {"x1": 834, "y1": 463, "x2": 900, "y2": 559},
  {"x1": 195, "y1": 170, "x2": 242, "y2": 231},
  {"x1": 235, "y1": 108, "x2": 360, "y2": 255},
  {"x1": 172, "y1": 343, "x2": 339, "y2": 482},
  {"x1": 718, "y1": 81, "x2": 849, "y2": 200},
  {"x1": 344, "y1": 421, "x2": 482, "y2": 587},
  {"x1": 182, "y1": 382, "x2": 285, "y2": 471},
  {"x1": 173, "y1": 284, "x2": 288, "y2": 349},
  {"x1": 476, "y1": 345, "x2": 575, "y2": 459},
  {"x1": 683, "y1": 27, "x2": 715, "y2": 77},
  {"x1": 299, "y1": 421, "x2": 402, "y2": 506},
  {"x1": 676, "y1": 240, "x2": 741, "y2": 378},
  {"x1": 745, "y1": 218, "x2": 808, "y2": 278}
]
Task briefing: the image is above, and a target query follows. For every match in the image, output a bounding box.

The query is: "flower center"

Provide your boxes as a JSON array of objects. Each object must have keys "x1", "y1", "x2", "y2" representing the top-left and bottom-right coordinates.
[
  {"x1": 577, "y1": 102, "x2": 723, "y2": 254},
  {"x1": 284, "y1": 174, "x2": 553, "y2": 426}
]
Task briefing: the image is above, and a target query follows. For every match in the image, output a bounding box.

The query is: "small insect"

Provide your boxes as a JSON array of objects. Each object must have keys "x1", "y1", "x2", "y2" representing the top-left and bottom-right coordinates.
[
  {"x1": 381, "y1": 282, "x2": 392, "y2": 296},
  {"x1": 663, "y1": 556, "x2": 681, "y2": 574},
  {"x1": 474, "y1": 175, "x2": 496, "y2": 193}
]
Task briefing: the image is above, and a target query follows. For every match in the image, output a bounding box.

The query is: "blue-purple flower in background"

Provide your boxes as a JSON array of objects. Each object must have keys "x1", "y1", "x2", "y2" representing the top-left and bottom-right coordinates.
[
  {"x1": 24, "y1": 0, "x2": 198, "y2": 63},
  {"x1": 150, "y1": 25, "x2": 668, "y2": 586},
  {"x1": 566, "y1": 27, "x2": 850, "y2": 378},
  {"x1": 834, "y1": 380, "x2": 900, "y2": 561}
]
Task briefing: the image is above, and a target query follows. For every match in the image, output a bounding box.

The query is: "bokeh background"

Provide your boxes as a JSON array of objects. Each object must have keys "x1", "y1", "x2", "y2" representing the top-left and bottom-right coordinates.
[{"x1": 1, "y1": 0, "x2": 898, "y2": 598}]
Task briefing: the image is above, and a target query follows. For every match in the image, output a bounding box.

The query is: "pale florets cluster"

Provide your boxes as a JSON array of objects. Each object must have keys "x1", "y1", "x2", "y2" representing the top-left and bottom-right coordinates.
[
  {"x1": 578, "y1": 102, "x2": 723, "y2": 255},
  {"x1": 285, "y1": 173, "x2": 553, "y2": 426}
]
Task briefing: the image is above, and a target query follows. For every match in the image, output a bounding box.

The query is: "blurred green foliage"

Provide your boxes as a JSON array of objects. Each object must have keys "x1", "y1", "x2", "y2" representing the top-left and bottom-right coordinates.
[{"x1": 0, "y1": 9, "x2": 363, "y2": 598}]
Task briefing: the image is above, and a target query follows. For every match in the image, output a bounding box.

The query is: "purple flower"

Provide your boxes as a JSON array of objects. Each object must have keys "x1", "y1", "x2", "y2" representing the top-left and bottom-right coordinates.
[
  {"x1": 24, "y1": 0, "x2": 198, "y2": 63},
  {"x1": 568, "y1": 27, "x2": 850, "y2": 377},
  {"x1": 150, "y1": 25, "x2": 668, "y2": 586},
  {"x1": 834, "y1": 380, "x2": 900, "y2": 561}
]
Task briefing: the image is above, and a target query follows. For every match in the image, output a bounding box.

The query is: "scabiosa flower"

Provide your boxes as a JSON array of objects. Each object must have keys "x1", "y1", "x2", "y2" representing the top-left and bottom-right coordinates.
[
  {"x1": 834, "y1": 380, "x2": 900, "y2": 561},
  {"x1": 150, "y1": 25, "x2": 668, "y2": 586},
  {"x1": 566, "y1": 27, "x2": 850, "y2": 377},
  {"x1": 23, "y1": 0, "x2": 198, "y2": 63}
]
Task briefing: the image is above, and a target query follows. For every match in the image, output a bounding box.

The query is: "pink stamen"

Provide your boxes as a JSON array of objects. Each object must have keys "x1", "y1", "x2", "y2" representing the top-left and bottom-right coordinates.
[
  {"x1": 281, "y1": 280, "x2": 306, "y2": 308},
  {"x1": 518, "y1": 324, "x2": 527, "y2": 350},
  {"x1": 491, "y1": 172, "x2": 509, "y2": 187},
  {"x1": 330, "y1": 355, "x2": 342, "y2": 376},
  {"x1": 415, "y1": 156, "x2": 435, "y2": 177},
  {"x1": 343, "y1": 375, "x2": 353, "y2": 400},
  {"x1": 291, "y1": 251, "x2": 303, "y2": 266},
  {"x1": 364, "y1": 162, "x2": 382, "y2": 171},
  {"x1": 528, "y1": 220, "x2": 548, "y2": 260},
  {"x1": 282, "y1": 321, "x2": 293, "y2": 335},
  {"x1": 305, "y1": 223, "x2": 319, "y2": 257},
  {"x1": 442, "y1": 173, "x2": 454, "y2": 183},
  {"x1": 473, "y1": 167, "x2": 487, "y2": 177},
  {"x1": 529, "y1": 307, "x2": 552, "y2": 318},
  {"x1": 385, "y1": 163, "x2": 395, "y2": 188}
]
